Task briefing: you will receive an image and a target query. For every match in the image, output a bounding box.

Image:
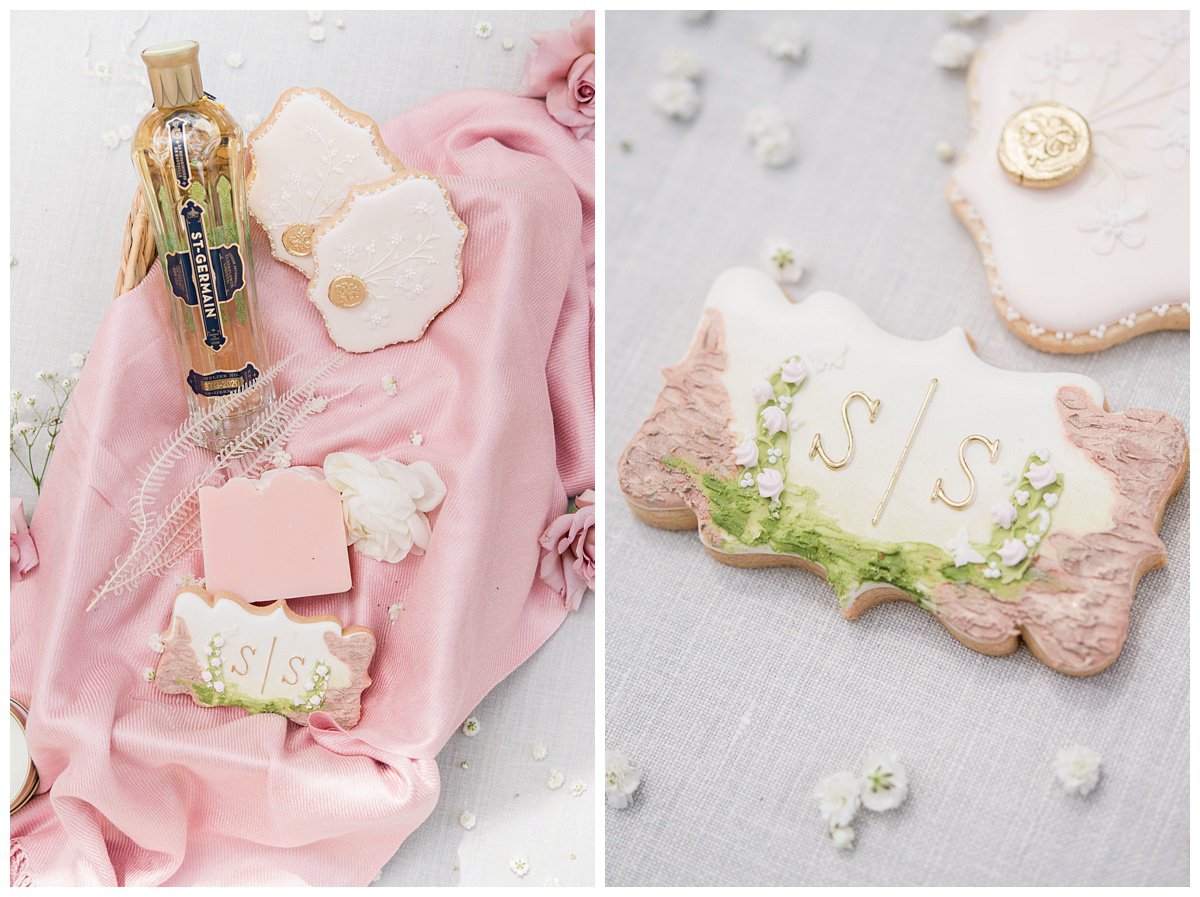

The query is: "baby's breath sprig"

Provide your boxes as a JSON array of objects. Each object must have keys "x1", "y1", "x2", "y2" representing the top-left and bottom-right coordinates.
[{"x1": 10, "y1": 353, "x2": 86, "y2": 493}]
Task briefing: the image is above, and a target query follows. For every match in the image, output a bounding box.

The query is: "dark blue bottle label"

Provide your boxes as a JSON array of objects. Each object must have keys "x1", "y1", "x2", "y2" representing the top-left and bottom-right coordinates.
[{"x1": 186, "y1": 363, "x2": 260, "y2": 397}]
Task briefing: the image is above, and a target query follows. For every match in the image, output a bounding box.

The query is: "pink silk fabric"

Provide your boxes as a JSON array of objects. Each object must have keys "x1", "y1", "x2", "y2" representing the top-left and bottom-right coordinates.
[{"x1": 9, "y1": 89, "x2": 594, "y2": 886}]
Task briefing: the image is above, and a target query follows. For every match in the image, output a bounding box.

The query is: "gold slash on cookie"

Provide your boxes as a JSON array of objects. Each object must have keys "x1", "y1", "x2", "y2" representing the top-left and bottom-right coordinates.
[{"x1": 872, "y1": 378, "x2": 937, "y2": 526}]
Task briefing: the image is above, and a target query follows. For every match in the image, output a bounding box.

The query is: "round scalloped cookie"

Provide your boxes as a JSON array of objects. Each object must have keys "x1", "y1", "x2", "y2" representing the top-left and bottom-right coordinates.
[{"x1": 949, "y1": 11, "x2": 1189, "y2": 354}]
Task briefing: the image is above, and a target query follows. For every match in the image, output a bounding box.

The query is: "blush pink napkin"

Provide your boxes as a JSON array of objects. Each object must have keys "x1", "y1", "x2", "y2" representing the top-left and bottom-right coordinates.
[{"x1": 9, "y1": 88, "x2": 594, "y2": 886}]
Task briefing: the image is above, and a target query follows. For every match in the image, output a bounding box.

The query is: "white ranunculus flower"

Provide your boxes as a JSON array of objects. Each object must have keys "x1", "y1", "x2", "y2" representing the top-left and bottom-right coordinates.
[
  {"x1": 1054, "y1": 745, "x2": 1101, "y2": 796},
  {"x1": 605, "y1": 748, "x2": 642, "y2": 809},
  {"x1": 813, "y1": 771, "x2": 861, "y2": 826},
  {"x1": 324, "y1": 452, "x2": 447, "y2": 563},
  {"x1": 859, "y1": 751, "x2": 909, "y2": 812}
]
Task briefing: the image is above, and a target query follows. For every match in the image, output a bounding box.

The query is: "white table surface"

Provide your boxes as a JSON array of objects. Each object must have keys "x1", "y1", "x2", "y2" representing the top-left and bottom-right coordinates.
[
  {"x1": 604, "y1": 10, "x2": 1189, "y2": 886},
  {"x1": 9, "y1": 9, "x2": 594, "y2": 887}
]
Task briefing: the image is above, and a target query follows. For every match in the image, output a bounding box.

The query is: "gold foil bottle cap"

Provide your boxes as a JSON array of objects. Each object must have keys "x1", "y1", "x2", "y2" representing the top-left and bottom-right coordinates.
[
  {"x1": 142, "y1": 40, "x2": 204, "y2": 109},
  {"x1": 997, "y1": 101, "x2": 1092, "y2": 188}
]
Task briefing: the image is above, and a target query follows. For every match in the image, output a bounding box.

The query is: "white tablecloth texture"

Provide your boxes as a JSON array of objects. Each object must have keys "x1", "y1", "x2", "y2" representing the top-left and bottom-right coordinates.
[
  {"x1": 9, "y1": 9, "x2": 593, "y2": 887},
  {"x1": 604, "y1": 11, "x2": 1188, "y2": 886}
]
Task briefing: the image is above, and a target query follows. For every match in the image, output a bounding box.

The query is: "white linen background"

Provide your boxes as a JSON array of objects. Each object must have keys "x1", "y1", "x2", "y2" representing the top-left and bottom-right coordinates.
[
  {"x1": 8, "y1": 10, "x2": 594, "y2": 887},
  {"x1": 605, "y1": 10, "x2": 1188, "y2": 887}
]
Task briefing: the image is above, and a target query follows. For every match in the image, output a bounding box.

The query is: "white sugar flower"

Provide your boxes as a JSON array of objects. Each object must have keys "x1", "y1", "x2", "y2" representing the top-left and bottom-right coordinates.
[
  {"x1": 531, "y1": 741, "x2": 548, "y2": 761},
  {"x1": 225, "y1": 52, "x2": 244, "y2": 68},
  {"x1": 148, "y1": 633, "x2": 165, "y2": 654},
  {"x1": 213, "y1": 636, "x2": 224, "y2": 648},
  {"x1": 762, "y1": 21, "x2": 806, "y2": 62},
  {"x1": 859, "y1": 752, "x2": 909, "y2": 812},
  {"x1": 944, "y1": 527, "x2": 985, "y2": 567},
  {"x1": 547, "y1": 769, "x2": 565, "y2": 789},
  {"x1": 660, "y1": 47, "x2": 702, "y2": 80},
  {"x1": 733, "y1": 439, "x2": 759, "y2": 468},
  {"x1": 990, "y1": 501, "x2": 1017, "y2": 528},
  {"x1": 649, "y1": 77, "x2": 701, "y2": 121},
  {"x1": 605, "y1": 748, "x2": 642, "y2": 809},
  {"x1": 459, "y1": 810, "x2": 476, "y2": 830},
  {"x1": 1026, "y1": 460, "x2": 1057, "y2": 490},
  {"x1": 1055, "y1": 745, "x2": 1101, "y2": 795},
  {"x1": 1013, "y1": 489, "x2": 1030, "y2": 507},
  {"x1": 214, "y1": 681, "x2": 226, "y2": 693},
  {"x1": 1079, "y1": 196, "x2": 1147, "y2": 254},
  {"x1": 813, "y1": 771, "x2": 861, "y2": 826},
  {"x1": 324, "y1": 452, "x2": 448, "y2": 563},
  {"x1": 829, "y1": 823, "x2": 855, "y2": 850},
  {"x1": 1043, "y1": 492, "x2": 1059, "y2": 508},
  {"x1": 462, "y1": 716, "x2": 480, "y2": 737},
  {"x1": 751, "y1": 378, "x2": 776, "y2": 405},
  {"x1": 381, "y1": 374, "x2": 398, "y2": 396},
  {"x1": 763, "y1": 240, "x2": 804, "y2": 285},
  {"x1": 568, "y1": 780, "x2": 588, "y2": 797},
  {"x1": 510, "y1": 856, "x2": 529, "y2": 878},
  {"x1": 201, "y1": 670, "x2": 212, "y2": 682},
  {"x1": 761, "y1": 405, "x2": 788, "y2": 436},
  {"x1": 209, "y1": 656, "x2": 220, "y2": 667},
  {"x1": 316, "y1": 664, "x2": 328, "y2": 677},
  {"x1": 756, "y1": 468, "x2": 785, "y2": 501},
  {"x1": 780, "y1": 357, "x2": 808, "y2": 384},
  {"x1": 932, "y1": 30, "x2": 977, "y2": 70},
  {"x1": 998, "y1": 538, "x2": 1028, "y2": 567},
  {"x1": 474, "y1": 21, "x2": 493, "y2": 39},
  {"x1": 308, "y1": 25, "x2": 326, "y2": 42}
]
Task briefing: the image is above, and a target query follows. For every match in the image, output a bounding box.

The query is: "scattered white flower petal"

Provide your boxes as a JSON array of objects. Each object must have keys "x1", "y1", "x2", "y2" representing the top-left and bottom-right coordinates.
[
  {"x1": 225, "y1": 52, "x2": 244, "y2": 68},
  {"x1": 660, "y1": 47, "x2": 702, "y2": 80},
  {"x1": 381, "y1": 374, "x2": 398, "y2": 396},
  {"x1": 458, "y1": 810, "x2": 476, "y2": 830},
  {"x1": 649, "y1": 77, "x2": 701, "y2": 121},
  {"x1": 475, "y1": 21, "x2": 493, "y2": 39},
  {"x1": 502, "y1": 37, "x2": 514, "y2": 51},
  {"x1": 101, "y1": 130, "x2": 121, "y2": 149},
  {"x1": 932, "y1": 30, "x2": 978, "y2": 70},
  {"x1": 388, "y1": 602, "x2": 403, "y2": 621},
  {"x1": 568, "y1": 780, "x2": 588, "y2": 797},
  {"x1": 950, "y1": 10, "x2": 989, "y2": 26},
  {"x1": 142, "y1": 667, "x2": 156, "y2": 682},
  {"x1": 762, "y1": 239, "x2": 804, "y2": 285},
  {"x1": 829, "y1": 823, "x2": 855, "y2": 850},
  {"x1": 70, "y1": 352, "x2": 86, "y2": 369},
  {"x1": 510, "y1": 856, "x2": 529, "y2": 878},
  {"x1": 148, "y1": 633, "x2": 165, "y2": 654},
  {"x1": 462, "y1": 716, "x2": 480, "y2": 737},
  {"x1": 409, "y1": 430, "x2": 424, "y2": 446},
  {"x1": 547, "y1": 770, "x2": 565, "y2": 789},
  {"x1": 1054, "y1": 745, "x2": 1101, "y2": 796},
  {"x1": 307, "y1": 10, "x2": 323, "y2": 23},
  {"x1": 309, "y1": 25, "x2": 326, "y2": 42},
  {"x1": 605, "y1": 749, "x2": 642, "y2": 809},
  {"x1": 859, "y1": 751, "x2": 909, "y2": 812},
  {"x1": 531, "y1": 741, "x2": 548, "y2": 761},
  {"x1": 935, "y1": 140, "x2": 957, "y2": 162},
  {"x1": 270, "y1": 450, "x2": 292, "y2": 469},
  {"x1": 762, "y1": 21, "x2": 806, "y2": 62},
  {"x1": 813, "y1": 771, "x2": 861, "y2": 826},
  {"x1": 748, "y1": 113, "x2": 796, "y2": 168}
]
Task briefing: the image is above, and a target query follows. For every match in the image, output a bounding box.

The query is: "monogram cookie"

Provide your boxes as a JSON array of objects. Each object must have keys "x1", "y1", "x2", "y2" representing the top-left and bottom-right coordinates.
[
  {"x1": 950, "y1": 10, "x2": 1189, "y2": 353},
  {"x1": 247, "y1": 87, "x2": 404, "y2": 276},
  {"x1": 619, "y1": 268, "x2": 1188, "y2": 675},
  {"x1": 155, "y1": 587, "x2": 375, "y2": 728}
]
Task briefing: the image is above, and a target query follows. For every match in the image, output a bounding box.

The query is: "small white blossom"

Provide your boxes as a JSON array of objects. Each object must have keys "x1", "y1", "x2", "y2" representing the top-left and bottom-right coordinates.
[
  {"x1": 1054, "y1": 745, "x2": 1101, "y2": 796},
  {"x1": 12, "y1": 421, "x2": 35, "y2": 437},
  {"x1": 226, "y1": 52, "x2": 244, "y2": 68},
  {"x1": 547, "y1": 770, "x2": 565, "y2": 789},
  {"x1": 950, "y1": 10, "x2": 988, "y2": 26},
  {"x1": 462, "y1": 716, "x2": 480, "y2": 737},
  {"x1": 409, "y1": 430, "x2": 424, "y2": 446},
  {"x1": 998, "y1": 538, "x2": 1028, "y2": 567},
  {"x1": 935, "y1": 140, "x2": 957, "y2": 162},
  {"x1": 270, "y1": 450, "x2": 292, "y2": 469},
  {"x1": 649, "y1": 77, "x2": 701, "y2": 121},
  {"x1": 510, "y1": 856, "x2": 529, "y2": 878},
  {"x1": 381, "y1": 374, "x2": 398, "y2": 396},
  {"x1": 501, "y1": 37, "x2": 514, "y2": 51},
  {"x1": 142, "y1": 667, "x2": 156, "y2": 682},
  {"x1": 859, "y1": 752, "x2": 909, "y2": 812},
  {"x1": 660, "y1": 47, "x2": 702, "y2": 80},
  {"x1": 307, "y1": 10, "x2": 323, "y2": 23},
  {"x1": 762, "y1": 239, "x2": 804, "y2": 285},
  {"x1": 70, "y1": 353, "x2": 86, "y2": 369},
  {"x1": 135, "y1": 99, "x2": 152, "y2": 116},
  {"x1": 932, "y1": 30, "x2": 978, "y2": 70},
  {"x1": 813, "y1": 771, "x2": 861, "y2": 826},
  {"x1": 214, "y1": 681, "x2": 226, "y2": 693},
  {"x1": 148, "y1": 633, "x2": 165, "y2": 654},
  {"x1": 829, "y1": 823, "x2": 855, "y2": 850},
  {"x1": 531, "y1": 741, "x2": 548, "y2": 761},
  {"x1": 475, "y1": 21, "x2": 493, "y2": 39},
  {"x1": 746, "y1": 106, "x2": 796, "y2": 168},
  {"x1": 762, "y1": 21, "x2": 806, "y2": 62},
  {"x1": 117, "y1": 125, "x2": 133, "y2": 141},
  {"x1": 568, "y1": 780, "x2": 588, "y2": 797},
  {"x1": 308, "y1": 25, "x2": 326, "y2": 42},
  {"x1": 388, "y1": 602, "x2": 403, "y2": 621},
  {"x1": 605, "y1": 749, "x2": 642, "y2": 809},
  {"x1": 459, "y1": 810, "x2": 476, "y2": 830},
  {"x1": 101, "y1": 130, "x2": 121, "y2": 149}
]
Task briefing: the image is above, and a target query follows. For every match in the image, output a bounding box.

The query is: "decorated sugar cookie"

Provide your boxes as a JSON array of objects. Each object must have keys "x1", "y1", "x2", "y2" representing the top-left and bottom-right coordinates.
[
  {"x1": 619, "y1": 268, "x2": 1188, "y2": 675},
  {"x1": 950, "y1": 11, "x2": 1189, "y2": 353},
  {"x1": 308, "y1": 173, "x2": 467, "y2": 352},
  {"x1": 247, "y1": 87, "x2": 404, "y2": 276},
  {"x1": 155, "y1": 587, "x2": 375, "y2": 728}
]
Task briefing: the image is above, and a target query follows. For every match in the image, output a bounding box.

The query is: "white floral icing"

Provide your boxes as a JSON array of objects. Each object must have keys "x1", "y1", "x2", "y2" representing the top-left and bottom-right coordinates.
[
  {"x1": 989, "y1": 501, "x2": 1018, "y2": 528},
  {"x1": 780, "y1": 357, "x2": 809, "y2": 384},
  {"x1": 945, "y1": 527, "x2": 986, "y2": 567},
  {"x1": 997, "y1": 538, "x2": 1029, "y2": 566},
  {"x1": 1026, "y1": 460, "x2": 1058, "y2": 490},
  {"x1": 733, "y1": 439, "x2": 759, "y2": 468},
  {"x1": 761, "y1": 405, "x2": 788, "y2": 436},
  {"x1": 756, "y1": 468, "x2": 784, "y2": 501},
  {"x1": 751, "y1": 378, "x2": 776, "y2": 405}
]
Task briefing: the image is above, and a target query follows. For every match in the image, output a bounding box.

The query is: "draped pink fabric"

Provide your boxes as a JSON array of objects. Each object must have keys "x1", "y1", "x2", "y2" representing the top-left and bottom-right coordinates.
[{"x1": 9, "y1": 89, "x2": 594, "y2": 886}]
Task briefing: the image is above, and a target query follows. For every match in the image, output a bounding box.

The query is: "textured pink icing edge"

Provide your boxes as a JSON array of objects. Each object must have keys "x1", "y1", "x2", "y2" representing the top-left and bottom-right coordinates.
[
  {"x1": 932, "y1": 386, "x2": 1188, "y2": 675},
  {"x1": 617, "y1": 307, "x2": 736, "y2": 543}
]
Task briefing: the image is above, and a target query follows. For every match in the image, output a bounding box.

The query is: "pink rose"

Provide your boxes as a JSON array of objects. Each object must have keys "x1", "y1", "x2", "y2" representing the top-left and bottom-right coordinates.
[
  {"x1": 10, "y1": 498, "x2": 38, "y2": 580},
  {"x1": 519, "y1": 11, "x2": 595, "y2": 140},
  {"x1": 538, "y1": 491, "x2": 596, "y2": 611}
]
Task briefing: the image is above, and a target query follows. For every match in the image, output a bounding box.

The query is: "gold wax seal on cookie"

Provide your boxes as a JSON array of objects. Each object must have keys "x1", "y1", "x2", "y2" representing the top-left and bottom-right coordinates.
[
  {"x1": 998, "y1": 102, "x2": 1092, "y2": 188},
  {"x1": 282, "y1": 223, "x2": 314, "y2": 257},
  {"x1": 328, "y1": 274, "x2": 367, "y2": 308}
]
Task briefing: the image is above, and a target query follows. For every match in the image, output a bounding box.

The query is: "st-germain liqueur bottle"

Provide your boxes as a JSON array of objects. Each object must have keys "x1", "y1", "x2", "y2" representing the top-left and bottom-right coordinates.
[{"x1": 132, "y1": 40, "x2": 272, "y2": 451}]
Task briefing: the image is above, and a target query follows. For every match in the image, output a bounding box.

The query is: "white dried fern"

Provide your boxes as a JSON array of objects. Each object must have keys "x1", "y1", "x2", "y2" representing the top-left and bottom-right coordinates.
[{"x1": 88, "y1": 352, "x2": 347, "y2": 610}]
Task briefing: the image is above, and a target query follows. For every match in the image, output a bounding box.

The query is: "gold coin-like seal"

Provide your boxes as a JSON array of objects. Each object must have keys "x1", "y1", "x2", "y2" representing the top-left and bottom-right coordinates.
[
  {"x1": 282, "y1": 223, "x2": 314, "y2": 257},
  {"x1": 998, "y1": 101, "x2": 1091, "y2": 188},
  {"x1": 328, "y1": 274, "x2": 367, "y2": 309}
]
